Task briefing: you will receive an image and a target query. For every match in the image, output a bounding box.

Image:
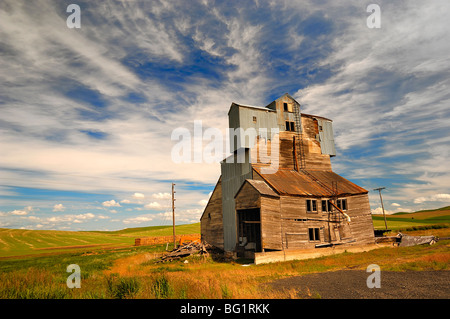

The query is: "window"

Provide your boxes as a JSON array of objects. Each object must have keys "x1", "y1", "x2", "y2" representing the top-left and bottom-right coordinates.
[
  {"x1": 306, "y1": 199, "x2": 317, "y2": 213},
  {"x1": 253, "y1": 116, "x2": 257, "y2": 123},
  {"x1": 285, "y1": 121, "x2": 295, "y2": 132},
  {"x1": 283, "y1": 102, "x2": 294, "y2": 112},
  {"x1": 337, "y1": 199, "x2": 347, "y2": 210},
  {"x1": 309, "y1": 228, "x2": 320, "y2": 241},
  {"x1": 321, "y1": 199, "x2": 332, "y2": 212}
]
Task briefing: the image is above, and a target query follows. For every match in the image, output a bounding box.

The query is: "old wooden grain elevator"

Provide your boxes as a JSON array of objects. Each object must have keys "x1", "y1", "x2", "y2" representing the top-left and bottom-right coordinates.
[{"x1": 200, "y1": 94, "x2": 375, "y2": 262}]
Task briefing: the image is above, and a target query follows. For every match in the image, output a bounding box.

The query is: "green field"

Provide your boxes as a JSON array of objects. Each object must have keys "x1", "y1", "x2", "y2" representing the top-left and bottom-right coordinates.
[
  {"x1": 1, "y1": 205, "x2": 449, "y2": 259},
  {"x1": 372, "y1": 206, "x2": 450, "y2": 231},
  {"x1": 0, "y1": 223, "x2": 200, "y2": 258}
]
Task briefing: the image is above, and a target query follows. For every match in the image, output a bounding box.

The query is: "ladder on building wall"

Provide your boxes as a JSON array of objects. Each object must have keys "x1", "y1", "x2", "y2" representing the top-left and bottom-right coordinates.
[
  {"x1": 293, "y1": 101, "x2": 306, "y2": 170},
  {"x1": 292, "y1": 100, "x2": 338, "y2": 197}
]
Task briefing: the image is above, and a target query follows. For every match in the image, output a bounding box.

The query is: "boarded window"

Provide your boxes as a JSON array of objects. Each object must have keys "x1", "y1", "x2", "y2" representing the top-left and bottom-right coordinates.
[
  {"x1": 308, "y1": 228, "x2": 320, "y2": 241},
  {"x1": 253, "y1": 116, "x2": 257, "y2": 123},
  {"x1": 306, "y1": 199, "x2": 317, "y2": 213}
]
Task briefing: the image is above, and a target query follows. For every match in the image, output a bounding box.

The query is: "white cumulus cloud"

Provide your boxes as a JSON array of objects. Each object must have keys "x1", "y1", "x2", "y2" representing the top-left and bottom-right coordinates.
[
  {"x1": 102, "y1": 200, "x2": 121, "y2": 207},
  {"x1": 152, "y1": 192, "x2": 172, "y2": 200},
  {"x1": 53, "y1": 204, "x2": 66, "y2": 212}
]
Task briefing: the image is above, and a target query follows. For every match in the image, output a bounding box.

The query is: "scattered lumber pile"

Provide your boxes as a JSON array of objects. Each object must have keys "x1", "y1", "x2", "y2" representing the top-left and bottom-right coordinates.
[{"x1": 157, "y1": 241, "x2": 212, "y2": 262}]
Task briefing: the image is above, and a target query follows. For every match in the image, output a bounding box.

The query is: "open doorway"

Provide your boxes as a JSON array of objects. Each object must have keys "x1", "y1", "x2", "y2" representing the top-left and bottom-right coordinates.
[{"x1": 237, "y1": 208, "x2": 262, "y2": 252}]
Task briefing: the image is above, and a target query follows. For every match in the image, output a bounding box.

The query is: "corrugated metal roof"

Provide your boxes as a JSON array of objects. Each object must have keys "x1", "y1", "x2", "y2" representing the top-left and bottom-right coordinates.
[
  {"x1": 244, "y1": 179, "x2": 279, "y2": 198},
  {"x1": 253, "y1": 167, "x2": 367, "y2": 197},
  {"x1": 228, "y1": 102, "x2": 276, "y2": 114}
]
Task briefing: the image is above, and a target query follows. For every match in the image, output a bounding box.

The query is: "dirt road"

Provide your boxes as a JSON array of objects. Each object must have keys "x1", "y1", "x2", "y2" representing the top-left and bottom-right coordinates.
[{"x1": 269, "y1": 270, "x2": 450, "y2": 299}]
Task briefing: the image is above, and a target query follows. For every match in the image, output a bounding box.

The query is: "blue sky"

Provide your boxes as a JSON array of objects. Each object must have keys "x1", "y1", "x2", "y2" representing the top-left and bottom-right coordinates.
[{"x1": 0, "y1": 0, "x2": 449, "y2": 231}]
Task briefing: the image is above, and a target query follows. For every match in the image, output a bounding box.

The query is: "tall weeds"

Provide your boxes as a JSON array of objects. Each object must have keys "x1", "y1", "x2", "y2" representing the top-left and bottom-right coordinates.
[
  {"x1": 151, "y1": 273, "x2": 174, "y2": 299},
  {"x1": 106, "y1": 274, "x2": 140, "y2": 299},
  {"x1": 0, "y1": 268, "x2": 70, "y2": 299}
]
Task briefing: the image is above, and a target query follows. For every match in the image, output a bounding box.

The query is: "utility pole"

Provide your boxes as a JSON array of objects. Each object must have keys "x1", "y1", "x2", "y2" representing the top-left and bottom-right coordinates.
[
  {"x1": 172, "y1": 183, "x2": 176, "y2": 249},
  {"x1": 373, "y1": 187, "x2": 387, "y2": 230}
]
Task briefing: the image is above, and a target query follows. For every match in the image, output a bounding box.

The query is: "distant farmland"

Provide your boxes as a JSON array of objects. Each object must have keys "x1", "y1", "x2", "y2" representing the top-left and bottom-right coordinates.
[
  {"x1": 0, "y1": 223, "x2": 200, "y2": 258},
  {"x1": 372, "y1": 206, "x2": 450, "y2": 230},
  {"x1": 1, "y1": 206, "x2": 449, "y2": 259}
]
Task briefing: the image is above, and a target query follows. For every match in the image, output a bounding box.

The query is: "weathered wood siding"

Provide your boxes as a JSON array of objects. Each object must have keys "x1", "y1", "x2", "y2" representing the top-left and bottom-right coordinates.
[
  {"x1": 346, "y1": 193, "x2": 375, "y2": 245},
  {"x1": 200, "y1": 178, "x2": 224, "y2": 249},
  {"x1": 235, "y1": 182, "x2": 261, "y2": 210},
  {"x1": 300, "y1": 117, "x2": 332, "y2": 170},
  {"x1": 250, "y1": 127, "x2": 332, "y2": 171},
  {"x1": 274, "y1": 194, "x2": 374, "y2": 249},
  {"x1": 280, "y1": 196, "x2": 323, "y2": 249},
  {"x1": 260, "y1": 196, "x2": 282, "y2": 250}
]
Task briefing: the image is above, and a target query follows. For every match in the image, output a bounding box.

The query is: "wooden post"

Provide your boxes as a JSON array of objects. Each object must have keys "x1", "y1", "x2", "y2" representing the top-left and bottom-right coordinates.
[
  {"x1": 374, "y1": 187, "x2": 387, "y2": 230},
  {"x1": 172, "y1": 183, "x2": 176, "y2": 249}
]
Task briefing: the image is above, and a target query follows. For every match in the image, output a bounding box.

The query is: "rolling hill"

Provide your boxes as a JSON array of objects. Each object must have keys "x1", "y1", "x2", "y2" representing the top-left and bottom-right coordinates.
[
  {"x1": 1, "y1": 205, "x2": 449, "y2": 258},
  {"x1": 372, "y1": 206, "x2": 450, "y2": 230},
  {"x1": 0, "y1": 223, "x2": 200, "y2": 258}
]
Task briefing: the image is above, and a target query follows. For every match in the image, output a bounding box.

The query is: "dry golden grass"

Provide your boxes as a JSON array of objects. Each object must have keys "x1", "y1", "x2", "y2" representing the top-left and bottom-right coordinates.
[
  {"x1": 101, "y1": 234, "x2": 449, "y2": 299},
  {"x1": 2, "y1": 228, "x2": 447, "y2": 299}
]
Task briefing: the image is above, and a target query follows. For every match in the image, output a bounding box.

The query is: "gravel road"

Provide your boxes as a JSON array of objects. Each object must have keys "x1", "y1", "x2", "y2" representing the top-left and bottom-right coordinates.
[{"x1": 269, "y1": 270, "x2": 450, "y2": 299}]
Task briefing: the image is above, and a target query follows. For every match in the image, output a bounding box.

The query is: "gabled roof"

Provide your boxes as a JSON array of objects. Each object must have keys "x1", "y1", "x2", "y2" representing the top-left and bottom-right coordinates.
[
  {"x1": 235, "y1": 179, "x2": 279, "y2": 198},
  {"x1": 253, "y1": 167, "x2": 368, "y2": 197},
  {"x1": 276, "y1": 93, "x2": 301, "y2": 105}
]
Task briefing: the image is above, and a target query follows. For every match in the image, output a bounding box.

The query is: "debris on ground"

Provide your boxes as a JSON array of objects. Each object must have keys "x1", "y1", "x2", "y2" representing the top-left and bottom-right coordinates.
[
  {"x1": 375, "y1": 232, "x2": 439, "y2": 246},
  {"x1": 157, "y1": 241, "x2": 218, "y2": 262},
  {"x1": 397, "y1": 233, "x2": 437, "y2": 247}
]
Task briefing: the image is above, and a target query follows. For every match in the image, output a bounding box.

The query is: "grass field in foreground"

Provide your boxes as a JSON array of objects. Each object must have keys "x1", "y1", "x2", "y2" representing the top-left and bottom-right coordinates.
[
  {"x1": 0, "y1": 233, "x2": 448, "y2": 299},
  {"x1": 0, "y1": 207, "x2": 449, "y2": 299},
  {"x1": 0, "y1": 223, "x2": 200, "y2": 258}
]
